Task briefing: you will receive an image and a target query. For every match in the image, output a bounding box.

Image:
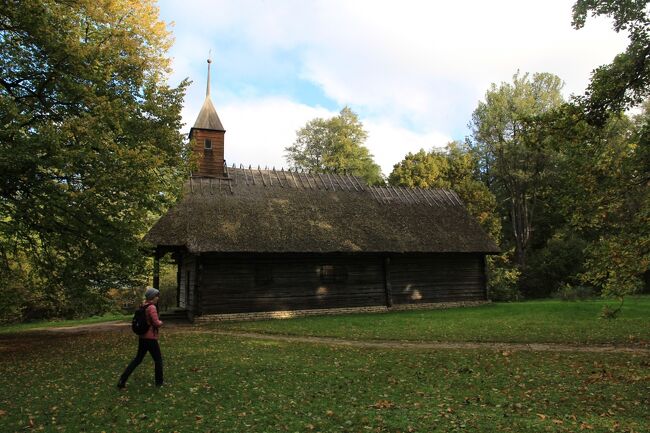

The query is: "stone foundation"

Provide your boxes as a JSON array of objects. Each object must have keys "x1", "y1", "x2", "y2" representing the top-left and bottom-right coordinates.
[{"x1": 193, "y1": 300, "x2": 490, "y2": 323}]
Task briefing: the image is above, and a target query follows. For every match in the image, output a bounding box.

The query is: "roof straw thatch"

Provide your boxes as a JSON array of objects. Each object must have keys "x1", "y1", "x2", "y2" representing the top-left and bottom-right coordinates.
[{"x1": 145, "y1": 168, "x2": 499, "y2": 254}]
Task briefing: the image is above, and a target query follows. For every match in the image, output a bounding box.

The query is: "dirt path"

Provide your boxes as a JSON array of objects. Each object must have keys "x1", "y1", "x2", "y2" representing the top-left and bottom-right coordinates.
[
  {"x1": 199, "y1": 330, "x2": 650, "y2": 355},
  {"x1": 39, "y1": 320, "x2": 131, "y2": 333},
  {"x1": 19, "y1": 321, "x2": 191, "y2": 334},
  {"x1": 5, "y1": 322, "x2": 649, "y2": 355}
]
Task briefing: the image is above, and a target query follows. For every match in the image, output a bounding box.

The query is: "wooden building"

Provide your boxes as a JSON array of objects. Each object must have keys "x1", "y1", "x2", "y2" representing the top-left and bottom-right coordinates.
[{"x1": 145, "y1": 60, "x2": 499, "y2": 321}]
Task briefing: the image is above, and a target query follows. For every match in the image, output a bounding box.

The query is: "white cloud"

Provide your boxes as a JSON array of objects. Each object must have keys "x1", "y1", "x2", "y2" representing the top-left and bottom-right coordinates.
[
  {"x1": 213, "y1": 98, "x2": 334, "y2": 170},
  {"x1": 158, "y1": 0, "x2": 630, "y2": 174},
  {"x1": 183, "y1": 96, "x2": 449, "y2": 176},
  {"x1": 364, "y1": 120, "x2": 451, "y2": 175}
]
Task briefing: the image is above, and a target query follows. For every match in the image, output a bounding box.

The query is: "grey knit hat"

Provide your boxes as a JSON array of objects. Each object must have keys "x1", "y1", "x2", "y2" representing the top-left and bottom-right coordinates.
[{"x1": 144, "y1": 287, "x2": 160, "y2": 300}]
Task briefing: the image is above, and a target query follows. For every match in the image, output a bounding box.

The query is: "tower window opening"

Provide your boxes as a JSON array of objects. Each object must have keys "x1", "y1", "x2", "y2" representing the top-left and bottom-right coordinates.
[{"x1": 204, "y1": 138, "x2": 212, "y2": 150}]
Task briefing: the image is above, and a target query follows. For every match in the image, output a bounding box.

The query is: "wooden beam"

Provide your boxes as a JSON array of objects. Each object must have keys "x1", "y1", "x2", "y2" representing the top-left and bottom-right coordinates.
[
  {"x1": 383, "y1": 256, "x2": 393, "y2": 308},
  {"x1": 482, "y1": 254, "x2": 488, "y2": 301},
  {"x1": 195, "y1": 254, "x2": 202, "y2": 317},
  {"x1": 153, "y1": 249, "x2": 161, "y2": 290},
  {"x1": 176, "y1": 256, "x2": 181, "y2": 308}
]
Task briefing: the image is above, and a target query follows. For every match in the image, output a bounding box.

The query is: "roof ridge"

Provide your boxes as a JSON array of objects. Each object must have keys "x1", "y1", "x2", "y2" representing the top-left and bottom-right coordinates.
[
  {"x1": 187, "y1": 169, "x2": 464, "y2": 208},
  {"x1": 221, "y1": 166, "x2": 367, "y2": 192}
]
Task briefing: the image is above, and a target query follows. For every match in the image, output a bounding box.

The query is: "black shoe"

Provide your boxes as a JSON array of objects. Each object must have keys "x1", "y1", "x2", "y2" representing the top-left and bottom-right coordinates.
[
  {"x1": 117, "y1": 380, "x2": 126, "y2": 389},
  {"x1": 155, "y1": 382, "x2": 164, "y2": 387}
]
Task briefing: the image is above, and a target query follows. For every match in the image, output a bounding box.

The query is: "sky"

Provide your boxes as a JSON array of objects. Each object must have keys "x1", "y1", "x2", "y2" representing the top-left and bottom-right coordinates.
[{"x1": 156, "y1": 0, "x2": 629, "y2": 176}]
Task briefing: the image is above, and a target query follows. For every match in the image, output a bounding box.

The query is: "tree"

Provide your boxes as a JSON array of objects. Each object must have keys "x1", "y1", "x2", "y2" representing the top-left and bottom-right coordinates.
[
  {"x1": 0, "y1": 0, "x2": 189, "y2": 320},
  {"x1": 388, "y1": 142, "x2": 501, "y2": 243},
  {"x1": 470, "y1": 72, "x2": 564, "y2": 268},
  {"x1": 572, "y1": 0, "x2": 650, "y2": 124},
  {"x1": 388, "y1": 149, "x2": 448, "y2": 188},
  {"x1": 389, "y1": 142, "x2": 522, "y2": 300},
  {"x1": 285, "y1": 107, "x2": 383, "y2": 185},
  {"x1": 544, "y1": 103, "x2": 649, "y2": 298}
]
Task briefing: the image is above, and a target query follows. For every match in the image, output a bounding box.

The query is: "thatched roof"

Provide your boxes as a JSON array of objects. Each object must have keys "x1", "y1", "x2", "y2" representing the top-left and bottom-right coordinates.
[{"x1": 145, "y1": 167, "x2": 499, "y2": 254}]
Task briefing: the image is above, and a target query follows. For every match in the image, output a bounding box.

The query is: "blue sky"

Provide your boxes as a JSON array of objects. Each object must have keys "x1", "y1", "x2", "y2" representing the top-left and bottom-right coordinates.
[{"x1": 156, "y1": 0, "x2": 628, "y2": 175}]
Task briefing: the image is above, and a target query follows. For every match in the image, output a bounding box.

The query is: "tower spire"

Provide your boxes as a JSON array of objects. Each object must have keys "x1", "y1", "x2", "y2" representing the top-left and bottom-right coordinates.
[{"x1": 206, "y1": 50, "x2": 212, "y2": 97}]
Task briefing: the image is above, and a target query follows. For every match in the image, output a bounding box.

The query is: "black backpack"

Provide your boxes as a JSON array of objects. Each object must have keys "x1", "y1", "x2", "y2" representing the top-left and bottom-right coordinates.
[{"x1": 131, "y1": 304, "x2": 151, "y2": 335}]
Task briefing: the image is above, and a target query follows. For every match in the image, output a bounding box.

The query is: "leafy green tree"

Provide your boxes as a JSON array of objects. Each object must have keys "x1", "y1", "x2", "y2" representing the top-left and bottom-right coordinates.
[
  {"x1": 545, "y1": 103, "x2": 649, "y2": 298},
  {"x1": 388, "y1": 149, "x2": 448, "y2": 190},
  {"x1": 0, "y1": 0, "x2": 189, "y2": 320},
  {"x1": 388, "y1": 142, "x2": 500, "y2": 242},
  {"x1": 470, "y1": 72, "x2": 564, "y2": 268},
  {"x1": 285, "y1": 107, "x2": 383, "y2": 185},
  {"x1": 389, "y1": 142, "x2": 521, "y2": 300},
  {"x1": 572, "y1": 0, "x2": 650, "y2": 123}
]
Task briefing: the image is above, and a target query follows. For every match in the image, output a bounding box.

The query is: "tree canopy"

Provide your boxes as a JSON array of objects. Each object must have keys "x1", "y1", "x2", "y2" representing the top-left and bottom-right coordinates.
[
  {"x1": 388, "y1": 142, "x2": 500, "y2": 242},
  {"x1": 470, "y1": 72, "x2": 564, "y2": 268},
  {"x1": 540, "y1": 101, "x2": 650, "y2": 299},
  {"x1": 285, "y1": 107, "x2": 383, "y2": 185},
  {"x1": 572, "y1": 0, "x2": 650, "y2": 123},
  {"x1": 0, "y1": 0, "x2": 189, "y2": 320}
]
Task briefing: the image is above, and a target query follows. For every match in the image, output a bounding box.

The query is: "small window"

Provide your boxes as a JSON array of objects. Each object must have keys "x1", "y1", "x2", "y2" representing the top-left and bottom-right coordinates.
[
  {"x1": 319, "y1": 264, "x2": 347, "y2": 283},
  {"x1": 204, "y1": 138, "x2": 212, "y2": 150}
]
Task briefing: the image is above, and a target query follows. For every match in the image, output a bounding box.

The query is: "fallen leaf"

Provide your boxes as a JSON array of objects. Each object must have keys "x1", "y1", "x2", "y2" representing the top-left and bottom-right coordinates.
[
  {"x1": 371, "y1": 400, "x2": 395, "y2": 409},
  {"x1": 537, "y1": 413, "x2": 547, "y2": 420}
]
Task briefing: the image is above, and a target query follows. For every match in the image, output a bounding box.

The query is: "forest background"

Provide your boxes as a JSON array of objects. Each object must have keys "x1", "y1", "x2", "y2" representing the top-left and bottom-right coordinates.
[{"x1": 0, "y1": 0, "x2": 647, "y2": 322}]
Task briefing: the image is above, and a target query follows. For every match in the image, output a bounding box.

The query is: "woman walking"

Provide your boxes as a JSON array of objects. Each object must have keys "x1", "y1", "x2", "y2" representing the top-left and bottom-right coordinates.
[{"x1": 118, "y1": 287, "x2": 164, "y2": 388}]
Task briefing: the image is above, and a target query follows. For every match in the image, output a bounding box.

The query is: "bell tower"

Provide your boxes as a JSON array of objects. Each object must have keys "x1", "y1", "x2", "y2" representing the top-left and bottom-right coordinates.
[{"x1": 189, "y1": 57, "x2": 226, "y2": 177}]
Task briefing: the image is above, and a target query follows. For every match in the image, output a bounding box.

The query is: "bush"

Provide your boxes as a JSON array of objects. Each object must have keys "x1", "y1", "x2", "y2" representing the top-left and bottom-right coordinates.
[
  {"x1": 553, "y1": 283, "x2": 596, "y2": 301},
  {"x1": 0, "y1": 266, "x2": 66, "y2": 323},
  {"x1": 157, "y1": 260, "x2": 178, "y2": 312},
  {"x1": 106, "y1": 287, "x2": 142, "y2": 313},
  {"x1": 487, "y1": 253, "x2": 521, "y2": 301},
  {"x1": 519, "y1": 234, "x2": 587, "y2": 298},
  {"x1": 0, "y1": 277, "x2": 28, "y2": 324}
]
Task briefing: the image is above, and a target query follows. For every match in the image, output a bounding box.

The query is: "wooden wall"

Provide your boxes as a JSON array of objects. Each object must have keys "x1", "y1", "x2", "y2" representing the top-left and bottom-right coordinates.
[
  {"x1": 190, "y1": 129, "x2": 225, "y2": 177},
  {"x1": 178, "y1": 254, "x2": 197, "y2": 311},
  {"x1": 390, "y1": 253, "x2": 486, "y2": 304},
  {"x1": 187, "y1": 252, "x2": 487, "y2": 315},
  {"x1": 198, "y1": 253, "x2": 385, "y2": 314}
]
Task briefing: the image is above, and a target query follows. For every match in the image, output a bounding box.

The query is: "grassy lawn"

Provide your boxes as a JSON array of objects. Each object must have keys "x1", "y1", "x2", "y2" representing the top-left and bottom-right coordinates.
[
  {"x1": 0, "y1": 298, "x2": 648, "y2": 432},
  {"x1": 0, "y1": 329, "x2": 648, "y2": 433},
  {"x1": 0, "y1": 313, "x2": 129, "y2": 334},
  {"x1": 214, "y1": 296, "x2": 650, "y2": 346}
]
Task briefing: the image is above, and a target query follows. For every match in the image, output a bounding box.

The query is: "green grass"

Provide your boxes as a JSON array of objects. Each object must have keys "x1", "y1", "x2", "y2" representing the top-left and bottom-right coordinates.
[
  {"x1": 214, "y1": 296, "x2": 650, "y2": 346},
  {"x1": 0, "y1": 313, "x2": 129, "y2": 334},
  {"x1": 0, "y1": 330, "x2": 648, "y2": 433},
  {"x1": 0, "y1": 298, "x2": 648, "y2": 432}
]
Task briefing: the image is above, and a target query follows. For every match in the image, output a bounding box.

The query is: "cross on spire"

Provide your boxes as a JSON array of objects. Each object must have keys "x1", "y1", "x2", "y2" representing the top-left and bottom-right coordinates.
[{"x1": 206, "y1": 50, "x2": 212, "y2": 97}]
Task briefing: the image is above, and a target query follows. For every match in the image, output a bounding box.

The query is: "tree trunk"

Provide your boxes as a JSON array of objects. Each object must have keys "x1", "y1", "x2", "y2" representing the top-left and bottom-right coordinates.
[{"x1": 510, "y1": 194, "x2": 530, "y2": 268}]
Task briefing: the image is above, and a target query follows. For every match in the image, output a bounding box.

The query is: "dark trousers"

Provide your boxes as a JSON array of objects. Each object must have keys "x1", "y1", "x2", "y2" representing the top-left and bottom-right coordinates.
[{"x1": 119, "y1": 338, "x2": 163, "y2": 385}]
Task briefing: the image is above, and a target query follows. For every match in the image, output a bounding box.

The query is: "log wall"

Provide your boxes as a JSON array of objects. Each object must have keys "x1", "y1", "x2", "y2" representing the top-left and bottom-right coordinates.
[
  {"x1": 193, "y1": 252, "x2": 487, "y2": 315},
  {"x1": 199, "y1": 253, "x2": 385, "y2": 314},
  {"x1": 390, "y1": 253, "x2": 486, "y2": 304},
  {"x1": 178, "y1": 254, "x2": 197, "y2": 311}
]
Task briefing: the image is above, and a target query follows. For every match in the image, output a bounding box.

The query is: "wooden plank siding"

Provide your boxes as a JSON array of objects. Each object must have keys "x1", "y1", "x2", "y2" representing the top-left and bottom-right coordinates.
[
  {"x1": 178, "y1": 254, "x2": 197, "y2": 311},
  {"x1": 390, "y1": 254, "x2": 487, "y2": 304},
  {"x1": 191, "y1": 129, "x2": 224, "y2": 177},
  {"x1": 198, "y1": 254, "x2": 385, "y2": 314},
  {"x1": 184, "y1": 252, "x2": 487, "y2": 315}
]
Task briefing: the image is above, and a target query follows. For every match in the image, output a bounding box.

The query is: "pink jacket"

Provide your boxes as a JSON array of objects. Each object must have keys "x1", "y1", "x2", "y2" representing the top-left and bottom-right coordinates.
[{"x1": 141, "y1": 302, "x2": 163, "y2": 340}]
